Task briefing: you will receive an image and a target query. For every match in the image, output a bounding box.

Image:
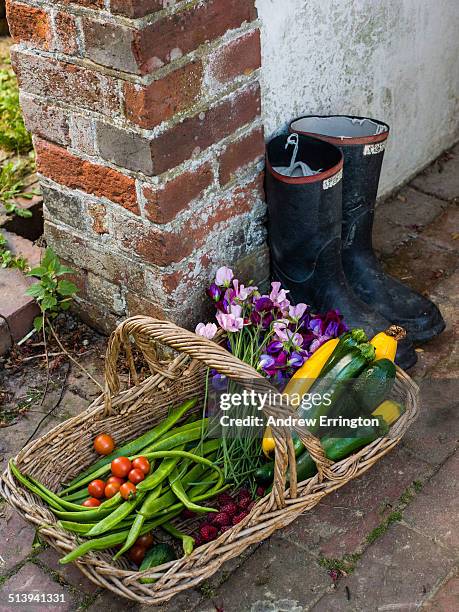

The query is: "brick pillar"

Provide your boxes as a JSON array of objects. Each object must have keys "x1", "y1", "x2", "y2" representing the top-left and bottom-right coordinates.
[{"x1": 6, "y1": 0, "x2": 267, "y2": 332}]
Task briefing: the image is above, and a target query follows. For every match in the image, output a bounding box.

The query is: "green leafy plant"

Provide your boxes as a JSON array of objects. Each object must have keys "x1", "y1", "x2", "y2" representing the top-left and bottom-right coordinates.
[
  {"x1": 0, "y1": 66, "x2": 32, "y2": 153},
  {"x1": 0, "y1": 230, "x2": 29, "y2": 271},
  {"x1": 0, "y1": 156, "x2": 37, "y2": 218},
  {"x1": 26, "y1": 248, "x2": 78, "y2": 332}
]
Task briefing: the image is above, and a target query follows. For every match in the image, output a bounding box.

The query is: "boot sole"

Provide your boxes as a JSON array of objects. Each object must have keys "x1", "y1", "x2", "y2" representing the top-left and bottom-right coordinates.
[{"x1": 404, "y1": 319, "x2": 446, "y2": 345}]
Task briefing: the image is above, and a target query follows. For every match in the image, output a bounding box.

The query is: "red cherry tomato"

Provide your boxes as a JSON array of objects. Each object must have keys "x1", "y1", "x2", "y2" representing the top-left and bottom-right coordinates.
[
  {"x1": 93, "y1": 434, "x2": 115, "y2": 456},
  {"x1": 105, "y1": 482, "x2": 121, "y2": 499},
  {"x1": 132, "y1": 457, "x2": 150, "y2": 475},
  {"x1": 106, "y1": 476, "x2": 124, "y2": 487},
  {"x1": 120, "y1": 481, "x2": 137, "y2": 500},
  {"x1": 128, "y1": 468, "x2": 145, "y2": 484},
  {"x1": 111, "y1": 457, "x2": 132, "y2": 478},
  {"x1": 136, "y1": 533, "x2": 154, "y2": 550},
  {"x1": 82, "y1": 497, "x2": 101, "y2": 507},
  {"x1": 127, "y1": 543, "x2": 146, "y2": 565},
  {"x1": 87, "y1": 479, "x2": 105, "y2": 499}
]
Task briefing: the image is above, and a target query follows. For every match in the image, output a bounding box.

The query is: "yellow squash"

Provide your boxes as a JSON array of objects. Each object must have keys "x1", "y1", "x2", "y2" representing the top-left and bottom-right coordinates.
[
  {"x1": 372, "y1": 399, "x2": 405, "y2": 426},
  {"x1": 370, "y1": 325, "x2": 406, "y2": 362},
  {"x1": 262, "y1": 337, "x2": 339, "y2": 457}
]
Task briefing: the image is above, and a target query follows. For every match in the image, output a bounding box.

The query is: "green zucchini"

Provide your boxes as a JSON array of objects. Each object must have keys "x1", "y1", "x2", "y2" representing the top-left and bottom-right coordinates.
[
  {"x1": 139, "y1": 543, "x2": 177, "y2": 583},
  {"x1": 255, "y1": 421, "x2": 387, "y2": 486},
  {"x1": 297, "y1": 344, "x2": 375, "y2": 435},
  {"x1": 319, "y1": 329, "x2": 368, "y2": 376},
  {"x1": 351, "y1": 359, "x2": 396, "y2": 416}
]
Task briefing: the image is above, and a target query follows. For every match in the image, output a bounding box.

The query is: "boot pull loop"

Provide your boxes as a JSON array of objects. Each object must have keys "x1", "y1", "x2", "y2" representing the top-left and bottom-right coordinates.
[{"x1": 285, "y1": 133, "x2": 300, "y2": 172}]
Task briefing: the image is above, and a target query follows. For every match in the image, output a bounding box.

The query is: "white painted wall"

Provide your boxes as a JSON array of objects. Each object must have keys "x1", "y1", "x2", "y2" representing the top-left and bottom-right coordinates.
[{"x1": 257, "y1": 0, "x2": 459, "y2": 196}]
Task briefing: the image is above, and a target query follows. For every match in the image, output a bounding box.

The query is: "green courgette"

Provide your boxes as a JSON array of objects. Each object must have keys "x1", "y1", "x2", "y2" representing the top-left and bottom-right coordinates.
[
  {"x1": 139, "y1": 543, "x2": 177, "y2": 583},
  {"x1": 296, "y1": 343, "x2": 375, "y2": 436},
  {"x1": 319, "y1": 328, "x2": 368, "y2": 377},
  {"x1": 255, "y1": 421, "x2": 387, "y2": 486},
  {"x1": 351, "y1": 358, "x2": 396, "y2": 415}
]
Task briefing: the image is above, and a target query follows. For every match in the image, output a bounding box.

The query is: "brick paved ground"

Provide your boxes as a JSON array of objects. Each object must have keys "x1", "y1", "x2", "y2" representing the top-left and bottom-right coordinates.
[{"x1": 0, "y1": 145, "x2": 457, "y2": 611}]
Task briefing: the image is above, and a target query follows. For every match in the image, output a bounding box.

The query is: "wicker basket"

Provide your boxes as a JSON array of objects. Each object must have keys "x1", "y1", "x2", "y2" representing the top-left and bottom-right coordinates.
[{"x1": 1, "y1": 316, "x2": 419, "y2": 604}]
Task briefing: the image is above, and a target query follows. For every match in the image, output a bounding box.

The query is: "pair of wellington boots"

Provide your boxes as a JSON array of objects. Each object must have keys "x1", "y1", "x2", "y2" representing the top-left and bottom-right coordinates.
[{"x1": 265, "y1": 115, "x2": 445, "y2": 369}]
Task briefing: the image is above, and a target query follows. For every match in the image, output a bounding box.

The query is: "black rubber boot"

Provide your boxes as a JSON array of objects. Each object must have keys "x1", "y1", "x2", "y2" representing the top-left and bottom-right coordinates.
[
  {"x1": 265, "y1": 132, "x2": 417, "y2": 370},
  {"x1": 290, "y1": 115, "x2": 445, "y2": 345}
]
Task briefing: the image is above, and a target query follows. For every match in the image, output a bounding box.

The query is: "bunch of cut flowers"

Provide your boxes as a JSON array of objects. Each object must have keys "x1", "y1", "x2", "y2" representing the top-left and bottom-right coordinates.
[{"x1": 195, "y1": 266, "x2": 347, "y2": 489}]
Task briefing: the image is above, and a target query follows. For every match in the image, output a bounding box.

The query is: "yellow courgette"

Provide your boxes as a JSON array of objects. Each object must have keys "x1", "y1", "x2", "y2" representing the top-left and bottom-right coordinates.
[
  {"x1": 372, "y1": 399, "x2": 405, "y2": 426},
  {"x1": 370, "y1": 325, "x2": 406, "y2": 362}
]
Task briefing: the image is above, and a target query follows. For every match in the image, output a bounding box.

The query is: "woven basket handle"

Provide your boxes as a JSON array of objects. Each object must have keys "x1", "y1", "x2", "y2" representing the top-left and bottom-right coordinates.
[{"x1": 103, "y1": 316, "x2": 331, "y2": 507}]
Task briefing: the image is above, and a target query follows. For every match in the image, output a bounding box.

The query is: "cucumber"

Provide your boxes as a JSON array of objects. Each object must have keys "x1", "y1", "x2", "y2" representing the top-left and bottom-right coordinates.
[{"x1": 139, "y1": 543, "x2": 177, "y2": 583}]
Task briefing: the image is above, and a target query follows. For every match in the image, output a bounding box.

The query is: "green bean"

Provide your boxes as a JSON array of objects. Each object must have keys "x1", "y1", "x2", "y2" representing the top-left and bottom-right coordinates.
[
  {"x1": 27, "y1": 474, "x2": 95, "y2": 512},
  {"x1": 60, "y1": 489, "x2": 89, "y2": 502},
  {"x1": 168, "y1": 468, "x2": 216, "y2": 514},
  {"x1": 137, "y1": 447, "x2": 185, "y2": 492},
  {"x1": 141, "y1": 423, "x2": 207, "y2": 454},
  {"x1": 51, "y1": 506, "x2": 115, "y2": 522},
  {"x1": 59, "y1": 511, "x2": 181, "y2": 564},
  {"x1": 59, "y1": 518, "x2": 134, "y2": 535},
  {"x1": 98, "y1": 492, "x2": 122, "y2": 511},
  {"x1": 112, "y1": 513, "x2": 145, "y2": 560},
  {"x1": 162, "y1": 521, "x2": 195, "y2": 555},
  {"x1": 61, "y1": 399, "x2": 198, "y2": 491},
  {"x1": 85, "y1": 492, "x2": 146, "y2": 537},
  {"x1": 10, "y1": 461, "x2": 64, "y2": 511}
]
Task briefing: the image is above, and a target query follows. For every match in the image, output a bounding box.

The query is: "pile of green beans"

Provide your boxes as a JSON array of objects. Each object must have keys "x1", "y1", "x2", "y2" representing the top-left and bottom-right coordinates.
[{"x1": 11, "y1": 399, "x2": 228, "y2": 565}]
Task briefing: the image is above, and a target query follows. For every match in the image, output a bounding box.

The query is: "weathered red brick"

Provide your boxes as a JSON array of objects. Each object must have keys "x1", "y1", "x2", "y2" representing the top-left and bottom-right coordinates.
[
  {"x1": 122, "y1": 176, "x2": 262, "y2": 265},
  {"x1": 61, "y1": 0, "x2": 104, "y2": 8},
  {"x1": 110, "y1": 0, "x2": 163, "y2": 18},
  {"x1": 87, "y1": 202, "x2": 108, "y2": 234},
  {"x1": 19, "y1": 94, "x2": 70, "y2": 146},
  {"x1": 142, "y1": 162, "x2": 213, "y2": 224},
  {"x1": 124, "y1": 61, "x2": 203, "y2": 128},
  {"x1": 150, "y1": 83, "x2": 261, "y2": 174},
  {"x1": 54, "y1": 11, "x2": 79, "y2": 55},
  {"x1": 135, "y1": 0, "x2": 258, "y2": 74},
  {"x1": 219, "y1": 127, "x2": 264, "y2": 185},
  {"x1": 35, "y1": 139, "x2": 139, "y2": 214},
  {"x1": 11, "y1": 48, "x2": 120, "y2": 117},
  {"x1": 6, "y1": 1, "x2": 52, "y2": 50},
  {"x1": 208, "y1": 30, "x2": 261, "y2": 85},
  {"x1": 125, "y1": 292, "x2": 166, "y2": 319}
]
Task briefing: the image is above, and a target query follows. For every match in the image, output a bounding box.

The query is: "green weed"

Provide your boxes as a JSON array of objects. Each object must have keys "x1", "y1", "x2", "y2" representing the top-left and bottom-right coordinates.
[{"x1": 0, "y1": 66, "x2": 32, "y2": 153}]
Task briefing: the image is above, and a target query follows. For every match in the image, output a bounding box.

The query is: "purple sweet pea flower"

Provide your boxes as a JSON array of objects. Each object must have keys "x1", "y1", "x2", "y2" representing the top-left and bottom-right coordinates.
[
  {"x1": 215, "y1": 266, "x2": 234, "y2": 287},
  {"x1": 266, "y1": 340, "x2": 283, "y2": 354},
  {"x1": 309, "y1": 318, "x2": 324, "y2": 337},
  {"x1": 254, "y1": 296, "x2": 274, "y2": 313},
  {"x1": 324, "y1": 320, "x2": 339, "y2": 338},
  {"x1": 288, "y1": 352, "x2": 304, "y2": 368},
  {"x1": 206, "y1": 283, "x2": 221, "y2": 302},
  {"x1": 195, "y1": 322, "x2": 218, "y2": 339},
  {"x1": 212, "y1": 373, "x2": 228, "y2": 392},
  {"x1": 274, "y1": 351, "x2": 288, "y2": 367},
  {"x1": 259, "y1": 354, "x2": 276, "y2": 371},
  {"x1": 309, "y1": 335, "x2": 331, "y2": 353}
]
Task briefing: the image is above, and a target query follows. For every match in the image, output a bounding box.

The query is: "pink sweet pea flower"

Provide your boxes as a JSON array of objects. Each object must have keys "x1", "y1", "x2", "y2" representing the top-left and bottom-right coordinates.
[
  {"x1": 215, "y1": 266, "x2": 234, "y2": 287},
  {"x1": 195, "y1": 322, "x2": 218, "y2": 340},
  {"x1": 269, "y1": 282, "x2": 290, "y2": 311},
  {"x1": 216, "y1": 304, "x2": 244, "y2": 332},
  {"x1": 288, "y1": 303, "x2": 308, "y2": 321}
]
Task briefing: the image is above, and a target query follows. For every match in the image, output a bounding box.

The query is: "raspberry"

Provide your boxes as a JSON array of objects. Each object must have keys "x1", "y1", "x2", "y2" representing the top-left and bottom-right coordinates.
[
  {"x1": 180, "y1": 509, "x2": 196, "y2": 519},
  {"x1": 217, "y1": 492, "x2": 234, "y2": 506},
  {"x1": 247, "y1": 500, "x2": 255, "y2": 512},
  {"x1": 211, "y1": 512, "x2": 231, "y2": 527},
  {"x1": 237, "y1": 496, "x2": 251, "y2": 510},
  {"x1": 200, "y1": 524, "x2": 218, "y2": 542},
  {"x1": 238, "y1": 488, "x2": 251, "y2": 500},
  {"x1": 219, "y1": 525, "x2": 233, "y2": 534},
  {"x1": 256, "y1": 486, "x2": 265, "y2": 497},
  {"x1": 220, "y1": 502, "x2": 238, "y2": 517},
  {"x1": 232, "y1": 511, "x2": 249, "y2": 525},
  {"x1": 194, "y1": 535, "x2": 203, "y2": 547}
]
